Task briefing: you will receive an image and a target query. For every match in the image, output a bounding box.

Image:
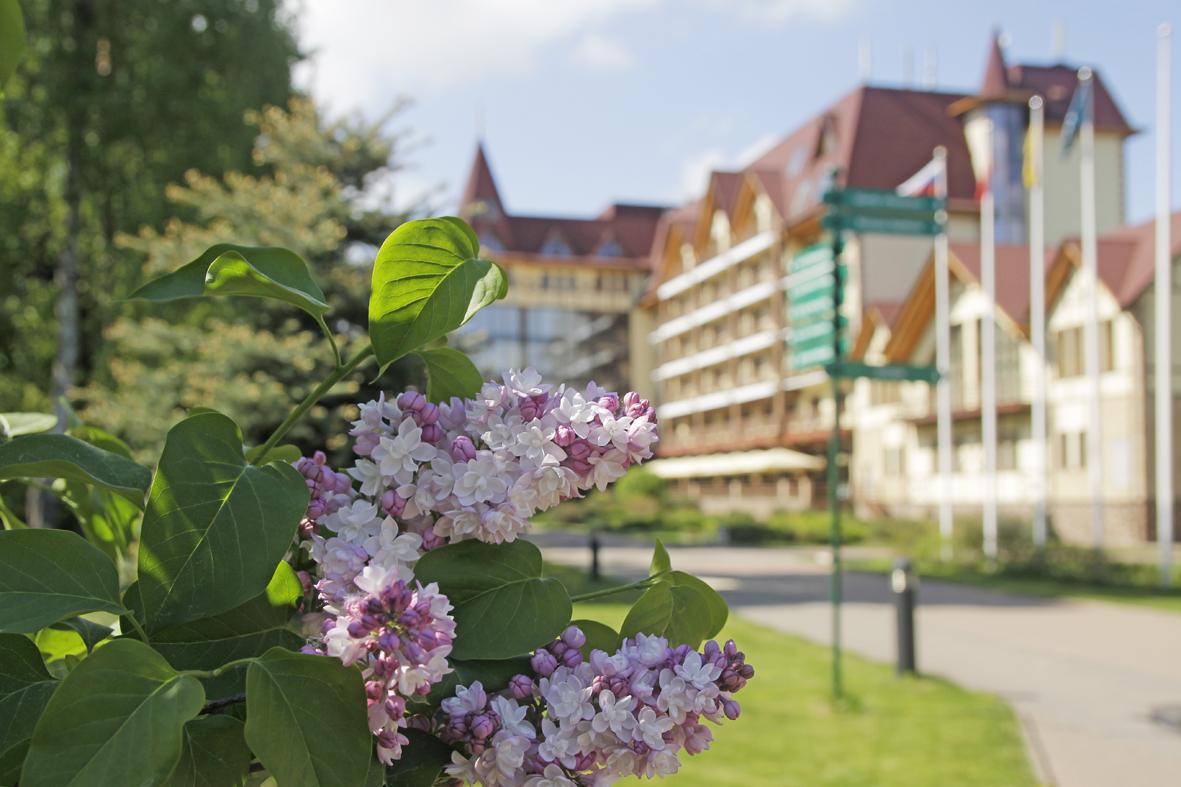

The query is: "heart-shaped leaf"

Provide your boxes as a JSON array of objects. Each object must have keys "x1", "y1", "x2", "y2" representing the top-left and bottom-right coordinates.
[
  {"x1": 137, "y1": 411, "x2": 308, "y2": 632},
  {"x1": 0, "y1": 434, "x2": 150, "y2": 506},
  {"x1": 21, "y1": 638, "x2": 205, "y2": 787},
  {"x1": 619, "y1": 571, "x2": 729, "y2": 649},
  {"x1": 649, "y1": 539, "x2": 671, "y2": 576},
  {"x1": 384, "y1": 730, "x2": 455, "y2": 787},
  {"x1": 369, "y1": 217, "x2": 508, "y2": 373},
  {"x1": 0, "y1": 413, "x2": 56, "y2": 439},
  {"x1": 415, "y1": 347, "x2": 484, "y2": 403},
  {"x1": 126, "y1": 563, "x2": 303, "y2": 696},
  {"x1": 128, "y1": 244, "x2": 338, "y2": 361},
  {"x1": 0, "y1": 634, "x2": 57, "y2": 774},
  {"x1": 0, "y1": 529, "x2": 126, "y2": 633},
  {"x1": 414, "y1": 539, "x2": 571, "y2": 660},
  {"x1": 163, "y1": 715, "x2": 252, "y2": 787},
  {"x1": 245, "y1": 648, "x2": 371, "y2": 787}
]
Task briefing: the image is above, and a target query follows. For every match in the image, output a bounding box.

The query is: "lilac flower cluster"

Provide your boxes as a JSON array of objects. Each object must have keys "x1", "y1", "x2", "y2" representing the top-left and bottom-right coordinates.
[
  {"x1": 305, "y1": 564, "x2": 456, "y2": 764},
  {"x1": 436, "y1": 626, "x2": 753, "y2": 786},
  {"x1": 296, "y1": 370, "x2": 661, "y2": 767},
  {"x1": 302, "y1": 369, "x2": 658, "y2": 605}
]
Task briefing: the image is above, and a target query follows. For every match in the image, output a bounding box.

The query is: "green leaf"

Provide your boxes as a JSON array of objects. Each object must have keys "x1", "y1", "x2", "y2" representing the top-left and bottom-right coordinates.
[
  {"x1": 650, "y1": 539, "x2": 671, "y2": 576},
  {"x1": 21, "y1": 639, "x2": 205, "y2": 787},
  {"x1": 137, "y1": 411, "x2": 308, "y2": 632},
  {"x1": 58, "y1": 425, "x2": 142, "y2": 571},
  {"x1": 0, "y1": 529, "x2": 126, "y2": 633},
  {"x1": 0, "y1": 433, "x2": 150, "y2": 506},
  {"x1": 245, "y1": 443, "x2": 302, "y2": 465},
  {"x1": 0, "y1": 0, "x2": 26, "y2": 93},
  {"x1": 56, "y1": 618, "x2": 113, "y2": 652},
  {"x1": 414, "y1": 539, "x2": 571, "y2": 660},
  {"x1": 0, "y1": 413, "x2": 56, "y2": 439},
  {"x1": 426, "y1": 656, "x2": 532, "y2": 705},
  {"x1": 570, "y1": 619, "x2": 620, "y2": 659},
  {"x1": 0, "y1": 634, "x2": 57, "y2": 776},
  {"x1": 369, "y1": 217, "x2": 508, "y2": 373},
  {"x1": 125, "y1": 563, "x2": 303, "y2": 696},
  {"x1": 619, "y1": 571, "x2": 729, "y2": 649},
  {"x1": 384, "y1": 730, "x2": 455, "y2": 787},
  {"x1": 245, "y1": 648, "x2": 371, "y2": 787},
  {"x1": 0, "y1": 740, "x2": 28, "y2": 786},
  {"x1": 128, "y1": 244, "x2": 338, "y2": 362},
  {"x1": 415, "y1": 347, "x2": 484, "y2": 403},
  {"x1": 163, "y1": 715, "x2": 252, "y2": 787}
]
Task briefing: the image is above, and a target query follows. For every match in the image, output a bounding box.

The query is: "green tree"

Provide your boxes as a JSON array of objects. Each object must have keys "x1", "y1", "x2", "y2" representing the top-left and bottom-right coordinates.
[
  {"x1": 80, "y1": 99, "x2": 421, "y2": 460},
  {"x1": 0, "y1": 0, "x2": 298, "y2": 418}
]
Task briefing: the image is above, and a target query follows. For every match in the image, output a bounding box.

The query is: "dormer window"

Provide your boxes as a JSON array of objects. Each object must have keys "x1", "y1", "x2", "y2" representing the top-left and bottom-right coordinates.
[
  {"x1": 540, "y1": 233, "x2": 572, "y2": 257},
  {"x1": 596, "y1": 239, "x2": 622, "y2": 258},
  {"x1": 479, "y1": 231, "x2": 504, "y2": 252}
]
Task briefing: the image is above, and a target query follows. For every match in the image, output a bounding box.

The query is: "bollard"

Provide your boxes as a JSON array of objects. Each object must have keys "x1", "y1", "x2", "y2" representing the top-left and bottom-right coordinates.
[
  {"x1": 891, "y1": 557, "x2": 917, "y2": 676},
  {"x1": 589, "y1": 530, "x2": 601, "y2": 581}
]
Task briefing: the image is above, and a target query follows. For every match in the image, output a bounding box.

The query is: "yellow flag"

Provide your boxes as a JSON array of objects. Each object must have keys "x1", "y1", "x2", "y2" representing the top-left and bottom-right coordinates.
[{"x1": 1022, "y1": 126, "x2": 1037, "y2": 189}]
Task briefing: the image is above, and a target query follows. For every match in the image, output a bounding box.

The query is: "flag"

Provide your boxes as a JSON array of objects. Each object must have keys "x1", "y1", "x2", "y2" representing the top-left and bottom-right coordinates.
[
  {"x1": 1060, "y1": 71, "x2": 1092, "y2": 157},
  {"x1": 1022, "y1": 126, "x2": 1038, "y2": 188},
  {"x1": 897, "y1": 157, "x2": 940, "y2": 197}
]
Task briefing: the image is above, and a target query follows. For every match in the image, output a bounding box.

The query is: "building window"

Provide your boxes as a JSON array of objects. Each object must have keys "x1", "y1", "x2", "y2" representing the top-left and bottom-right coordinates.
[
  {"x1": 541, "y1": 234, "x2": 572, "y2": 256},
  {"x1": 479, "y1": 232, "x2": 504, "y2": 252},
  {"x1": 597, "y1": 239, "x2": 622, "y2": 258},
  {"x1": 1055, "y1": 326, "x2": 1083, "y2": 378},
  {"x1": 1057, "y1": 431, "x2": 1086, "y2": 470},
  {"x1": 1101, "y1": 320, "x2": 1115, "y2": 372}
]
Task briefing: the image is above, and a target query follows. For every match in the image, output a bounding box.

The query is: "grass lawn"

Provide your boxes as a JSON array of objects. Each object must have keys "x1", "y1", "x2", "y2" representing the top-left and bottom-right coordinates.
[
  {"x1": 846, "y1": 557, "x2": 1181, "y2": 614},
  {"x1": 557, "y1": 571, "x2": 1039, "y2": 786}
]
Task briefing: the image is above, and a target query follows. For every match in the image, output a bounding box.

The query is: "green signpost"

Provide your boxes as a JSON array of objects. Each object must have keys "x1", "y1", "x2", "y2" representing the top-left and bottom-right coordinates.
[{"x1": 812, "y1": 182, "x2": 943, "y2": 699}]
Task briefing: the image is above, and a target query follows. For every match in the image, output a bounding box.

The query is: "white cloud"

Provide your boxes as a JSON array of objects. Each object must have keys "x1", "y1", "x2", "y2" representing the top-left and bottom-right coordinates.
[
  {"x1": 697, "y1": 0, "x2": 856, "y2": 23},
  {"x1": 294, "y1": 0, "x2": 654, "y2": 112},
  {"x1": 570, "y1": 34, "x2": 635, "y2": 72}
]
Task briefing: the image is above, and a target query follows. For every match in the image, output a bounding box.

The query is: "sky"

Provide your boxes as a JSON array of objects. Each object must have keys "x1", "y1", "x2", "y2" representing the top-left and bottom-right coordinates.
[{"x1": 294, "y1": 0, "x2": 1181, "y2": 225}]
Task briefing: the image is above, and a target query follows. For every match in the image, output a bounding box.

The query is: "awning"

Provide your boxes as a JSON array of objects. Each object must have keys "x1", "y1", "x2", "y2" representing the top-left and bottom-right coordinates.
[{"x1": 646, "y1": 447, "x2": 825, "y2": 479}]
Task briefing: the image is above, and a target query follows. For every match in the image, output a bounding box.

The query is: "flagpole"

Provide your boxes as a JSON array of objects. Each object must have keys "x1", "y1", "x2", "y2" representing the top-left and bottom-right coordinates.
[
  {"x1": 1029, "y1": 96, "x2": 1048, "y2": 550},
  {"x1": 982, "y1": 120, "x2": 999, "y2": 561},
  {"x1": 934, "y1": 146, "x2": 953, "y2": 560},
  {"x1": 1079, "y1": 66, "x2": 1104, "y2": 552},
  {"x1": 1156, "y1": 24, "x2": 1174, "y2": 587}
]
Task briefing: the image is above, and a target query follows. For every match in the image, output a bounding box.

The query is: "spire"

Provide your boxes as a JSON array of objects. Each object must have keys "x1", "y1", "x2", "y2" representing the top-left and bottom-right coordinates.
[
  {"x1": 459, "y1": 141, "x2": 503, "y2": 219},
  {"x1": 979, "y1": 30, "x2": 1009, "y2": 96}
]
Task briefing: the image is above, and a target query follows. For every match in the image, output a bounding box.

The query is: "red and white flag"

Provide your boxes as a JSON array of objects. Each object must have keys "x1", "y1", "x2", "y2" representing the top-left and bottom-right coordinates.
[{"x1": 896, "y1": 158, "x2": 941, "y2": 197}]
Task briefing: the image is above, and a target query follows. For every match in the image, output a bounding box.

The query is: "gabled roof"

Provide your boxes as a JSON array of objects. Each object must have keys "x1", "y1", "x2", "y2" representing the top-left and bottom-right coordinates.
[
  {"x1": 1049, "y1": 211, "x2": 1181, "y2": 309},
  {"x1": 459, "y1": 142, "x2": 503, "y2": 216},
  {"x1": 458, "y1": 144, "x2": 667, "y2": 266},
  {"x1": 980, "y1": 32, "x2": 1010, "y2": 96},
  {"x1": 884, "y1": 243, "x2": 1054, "y2": 362}
]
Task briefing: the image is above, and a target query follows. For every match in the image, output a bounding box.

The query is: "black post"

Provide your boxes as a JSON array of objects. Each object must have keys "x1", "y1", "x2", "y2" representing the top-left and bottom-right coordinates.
[
  {"x1": 589, "y1": 530, "x2": 601, "y2": 581},
  {"x1": 892, "y1": 558, "x2": 917, "y2": 676}
]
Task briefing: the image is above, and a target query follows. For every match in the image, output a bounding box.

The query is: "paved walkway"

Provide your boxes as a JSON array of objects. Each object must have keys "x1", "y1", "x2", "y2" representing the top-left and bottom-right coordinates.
[{"x1": 535, "y1": 534, "x2": 1181, "y2": 787}]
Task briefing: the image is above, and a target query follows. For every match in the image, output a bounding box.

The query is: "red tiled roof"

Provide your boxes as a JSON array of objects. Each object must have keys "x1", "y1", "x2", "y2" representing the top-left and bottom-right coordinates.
[
  {"x1": 1058, "y1": 211, "x2": 1181, "y2": 307},
  {"x1": 949, "y1": 242, "x2": 1055, "y2": 325},
  {"x1": 458, "y1": 144, "x2": 667, "y2": 265},
  {"x1": 746, "y1": 85, "x2": 977, "y2": 223},
  {"x1": 1006, "y1": 64, "x2": 1134, "y2": 135}
]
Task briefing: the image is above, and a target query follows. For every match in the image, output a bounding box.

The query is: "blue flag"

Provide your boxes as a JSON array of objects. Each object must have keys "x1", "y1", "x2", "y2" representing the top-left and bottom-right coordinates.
[{"x1": 1060, "y1": 73, "x2": 1092, "y2": 157}]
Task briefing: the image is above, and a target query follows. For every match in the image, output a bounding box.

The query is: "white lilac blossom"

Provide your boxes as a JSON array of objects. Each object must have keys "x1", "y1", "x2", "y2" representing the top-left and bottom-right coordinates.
[
  {"x1": 302, "y1": 370, "x2": 659, "y2": 599},
  {"x1": 294, "y1": 370, "x2": 661, "y2": 767},
  {"x1": 437, "y1": 626, "x2": 754, "y2": 785}
]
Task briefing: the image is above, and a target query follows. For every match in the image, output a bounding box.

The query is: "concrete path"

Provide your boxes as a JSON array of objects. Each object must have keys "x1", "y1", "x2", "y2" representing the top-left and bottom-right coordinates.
[{"x1": 535, "y1": 534, "x2": 1181, "y2": 787}]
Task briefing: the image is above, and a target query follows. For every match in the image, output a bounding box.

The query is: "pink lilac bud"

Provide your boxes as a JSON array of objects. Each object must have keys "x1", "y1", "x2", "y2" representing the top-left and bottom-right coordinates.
[
  {"x1": 554, "y1": 424, "x2": 576, "y2": 447},
  {"x1": 508, "y1": 674, "x2": 534, "y2": 700},
  {"x1": 450, "y1": 435, "x2": 477, "y2": 462},
  {"x1": 597, "y1": 393, "x2": 620, "y2": 412},
  {"x1": 470, "y1": 713, "x2": 497, "y2": 741},
  {"x1": 560, "y1": 648, "x2": 582, "y2": 668},
  {"x1": 568, "y1": 440, "x2": 591, "y2": 461},
  {"x1": 722, "y1": 698, "x2": 741, "y2": 720},
  {"x1": 421, "y1": 424, "x2": 443, "y2": 444}
]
